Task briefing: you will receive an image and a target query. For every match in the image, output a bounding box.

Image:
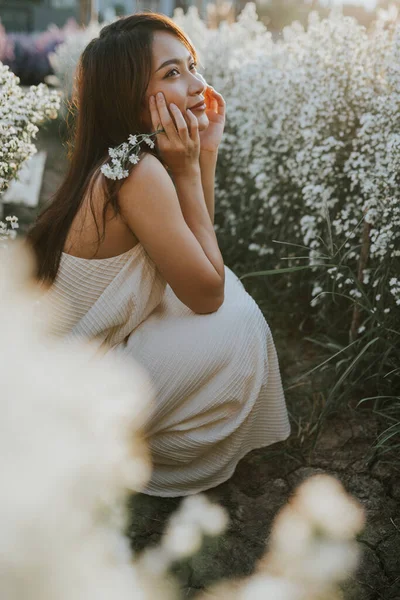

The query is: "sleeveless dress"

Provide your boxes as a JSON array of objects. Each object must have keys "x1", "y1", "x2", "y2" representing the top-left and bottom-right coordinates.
[{"x1": 44, "y1": 243, "x2": 291, "y2": 497}]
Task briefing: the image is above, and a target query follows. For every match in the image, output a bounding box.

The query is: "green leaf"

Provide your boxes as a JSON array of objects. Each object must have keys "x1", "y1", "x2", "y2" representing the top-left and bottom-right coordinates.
[{"x1": 239, "y1": 264, "x2": 337, "y2": 280}]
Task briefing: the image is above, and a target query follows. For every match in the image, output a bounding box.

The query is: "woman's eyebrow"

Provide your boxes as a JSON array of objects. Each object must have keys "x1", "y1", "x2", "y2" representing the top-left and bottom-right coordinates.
[{"x1": 155, "y1": 55, "x2": 193, "y2": 73}]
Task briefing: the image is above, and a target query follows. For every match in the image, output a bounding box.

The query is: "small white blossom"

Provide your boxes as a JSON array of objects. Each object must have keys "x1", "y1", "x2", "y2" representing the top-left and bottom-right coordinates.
[
  {"x1": 0, "y1": 216, "x2": 19, "y2": 250},
  {"x1": 101, "y1": 131, "x2": 159, "y2": 180},
  {"x1": 144, "y1": 136, "x2": 155, "y2": 149}
]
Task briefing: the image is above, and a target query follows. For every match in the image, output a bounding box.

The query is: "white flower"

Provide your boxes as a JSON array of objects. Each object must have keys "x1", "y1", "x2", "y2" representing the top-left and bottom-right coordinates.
[
  {"x1": 102, "y1": 131, "x2": 159, "y2": 180},
  {"x1": 100, "y1": 163, "x2": 117, "y2": 180},
  {"x1": 292, "y1": 475, "x2": 365, "y2": 540},
  {"x1": 144, "y1": 137, "x2": 155, "y2": 149},
  {"x1": 159, "y1": 494, "x2": 228, "y2": 562},
  {"x1": 0, "y1": 216, "x2": 19, "y2": 249},
  {"x1": 240, "y1": 575, "x2": 302, "y2": 600},
  {"x1": 129, "y1": 153, "x2": 139, "y2": 164}
]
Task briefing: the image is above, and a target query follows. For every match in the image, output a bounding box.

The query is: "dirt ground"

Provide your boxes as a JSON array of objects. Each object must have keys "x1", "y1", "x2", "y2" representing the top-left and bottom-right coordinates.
[
  {"x1": 5, "y1": 124, "x2": 400, "y2": 600},
  {"x1": 128, "y1": 339, "x2": 400, "y2": 600}
]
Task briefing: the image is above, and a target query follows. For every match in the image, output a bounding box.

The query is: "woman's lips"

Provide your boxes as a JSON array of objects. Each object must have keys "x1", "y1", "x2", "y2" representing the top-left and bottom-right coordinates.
[{"x1": 190, "y1": 103, "x2": 206, "y2": 111}]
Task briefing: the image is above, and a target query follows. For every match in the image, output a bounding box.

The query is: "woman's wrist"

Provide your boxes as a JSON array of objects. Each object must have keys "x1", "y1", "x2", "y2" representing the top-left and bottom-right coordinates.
[
  {"x1": 171, "y1": 162, "x2": 202, "y2": 181},
  {"x1": 200, "y1": 149, "x2": 218, "y2": 161},
  {"x1": 199, "y1": 151, "x2": 217, "y2": 225}
]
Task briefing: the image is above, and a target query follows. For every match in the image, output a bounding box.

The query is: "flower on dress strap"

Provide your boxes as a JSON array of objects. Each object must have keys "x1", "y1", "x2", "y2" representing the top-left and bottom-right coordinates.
[{"x1": 101, "y1": 129, "x2": 163, "y2": 180}]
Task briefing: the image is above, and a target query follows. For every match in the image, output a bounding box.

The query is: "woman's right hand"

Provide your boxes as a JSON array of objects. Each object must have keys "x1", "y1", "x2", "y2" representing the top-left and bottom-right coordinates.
[{"x1": 149, "y1": 92, "x2": 200, "y2": 177}]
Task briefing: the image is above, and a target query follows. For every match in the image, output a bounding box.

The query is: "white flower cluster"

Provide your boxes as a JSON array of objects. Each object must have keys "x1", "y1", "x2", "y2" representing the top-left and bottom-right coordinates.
[
  {"x1": 0, "y1": 215, "x2": 18, "y2": 250},
  {"x1": 389, "y1": 277, "x2": 400, "y2": 306},
  {"x1": 0, "y1": 62, "x2": 60, "y2": 197},
  {"x1": 173, "y1": 5, "x2": 399, "y2": 330},
  {"x1": 100, "y1": 132, "x2": 160, "y2": 180}
]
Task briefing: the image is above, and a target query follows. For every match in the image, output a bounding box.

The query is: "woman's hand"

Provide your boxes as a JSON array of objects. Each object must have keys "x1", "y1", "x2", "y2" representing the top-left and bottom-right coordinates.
[
  {"x1": 199, "y1": 85, "x2": 226, "y2": 153},
  {"x1": 149, "y1": 92, "x2": 200, "y2": 177}
]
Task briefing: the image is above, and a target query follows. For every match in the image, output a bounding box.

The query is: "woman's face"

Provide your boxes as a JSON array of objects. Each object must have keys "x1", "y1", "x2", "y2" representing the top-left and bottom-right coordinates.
[{"x1": 142, "y1": 31, "x2": 209, "y2": 133}]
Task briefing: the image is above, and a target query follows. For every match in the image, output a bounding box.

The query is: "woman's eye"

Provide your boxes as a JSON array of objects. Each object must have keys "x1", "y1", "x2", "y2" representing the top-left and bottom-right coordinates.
[{"x1": 166, "y1": 64, "x2": 197, "y2": 78}]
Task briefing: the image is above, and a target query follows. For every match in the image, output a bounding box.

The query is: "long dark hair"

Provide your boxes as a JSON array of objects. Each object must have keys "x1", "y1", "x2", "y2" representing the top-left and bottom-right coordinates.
[{"x1": 27, "y1": 12, "x2": 197, "y2": 284}]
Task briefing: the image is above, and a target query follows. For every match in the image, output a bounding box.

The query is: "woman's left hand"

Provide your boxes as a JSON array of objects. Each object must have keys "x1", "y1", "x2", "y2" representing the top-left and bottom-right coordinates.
[{"x1": 199, "y1": 85, "x2": 226, "y2": 153}]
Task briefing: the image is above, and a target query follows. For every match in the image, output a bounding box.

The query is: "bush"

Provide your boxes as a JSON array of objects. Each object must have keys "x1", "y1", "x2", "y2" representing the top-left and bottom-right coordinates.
[
  {"x1": 0, "y1": 62, "x2": 60, "y2": 199},
  {"x1": 175, "y1": 5, "x2": 400, "y2": 421}
]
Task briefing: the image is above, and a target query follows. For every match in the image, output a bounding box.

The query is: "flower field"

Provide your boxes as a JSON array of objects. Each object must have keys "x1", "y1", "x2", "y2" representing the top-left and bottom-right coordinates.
[
  {"x1": 173, "y1": 4, "x2": 400, "y2": 442},
  {"x1": 1, "y1": 4, "x2": 400, "y2": 598}
]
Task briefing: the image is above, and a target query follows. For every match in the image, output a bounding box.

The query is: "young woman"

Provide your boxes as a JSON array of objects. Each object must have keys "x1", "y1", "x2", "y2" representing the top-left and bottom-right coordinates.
[{"x1": 28, "y1": 12, "x2": 290, "y2": 497}]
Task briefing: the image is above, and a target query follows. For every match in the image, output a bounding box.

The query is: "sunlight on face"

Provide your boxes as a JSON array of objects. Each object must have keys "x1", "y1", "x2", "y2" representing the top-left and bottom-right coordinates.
[{"x1": 142, "y1": 31, "x2": 209, "y2": 133}]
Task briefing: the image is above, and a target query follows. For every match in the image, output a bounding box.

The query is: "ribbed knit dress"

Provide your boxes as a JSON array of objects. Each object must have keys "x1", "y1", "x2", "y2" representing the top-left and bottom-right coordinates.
[{"x1": 45, "y1": 243, "x2": 291, "y2": 497}]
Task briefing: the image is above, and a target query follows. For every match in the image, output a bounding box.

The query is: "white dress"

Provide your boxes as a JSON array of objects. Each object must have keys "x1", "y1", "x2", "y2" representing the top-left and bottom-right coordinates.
[{"x1": 45, "y1": 243, "x2": 291, "y2": 497}]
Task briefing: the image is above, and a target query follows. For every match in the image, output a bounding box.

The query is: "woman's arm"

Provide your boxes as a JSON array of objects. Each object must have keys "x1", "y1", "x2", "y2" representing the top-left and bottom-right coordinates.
[
  {"x1": 173, "y1": 161, "x2": 225, "y2": 282},
  {"x1": 119, "y1": 154, "x2": 224, "y2": 314},
  {"x1": 199, "y1": 149, "x2": 218, "y2": 225}
]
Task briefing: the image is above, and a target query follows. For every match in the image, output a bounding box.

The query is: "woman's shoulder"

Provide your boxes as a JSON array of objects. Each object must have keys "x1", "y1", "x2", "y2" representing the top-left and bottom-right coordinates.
[
  {"x1": 134, "y1": 149, "x2": 161, "y2": 169},
  {"x1": 125, "y1": 150, "x2": 169, "y2": 184}
]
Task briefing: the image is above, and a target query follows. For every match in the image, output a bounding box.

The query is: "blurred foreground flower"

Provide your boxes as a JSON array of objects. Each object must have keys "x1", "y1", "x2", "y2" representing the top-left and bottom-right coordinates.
[
  {"x1": 195, "y1": 475, "x2": 365, "y2": 600},
  {"x1": 0, "y1": 241, "x2": 155, "y2": 599},
  {"x1": 254, "y1": 474, "x2": 365, "y2": 599}
]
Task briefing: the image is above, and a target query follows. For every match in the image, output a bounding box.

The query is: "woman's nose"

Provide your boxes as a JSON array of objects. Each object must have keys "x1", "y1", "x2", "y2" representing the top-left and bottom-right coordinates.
[{"x1": 190, "y1": 72, "x2": 206, "y2": 95}]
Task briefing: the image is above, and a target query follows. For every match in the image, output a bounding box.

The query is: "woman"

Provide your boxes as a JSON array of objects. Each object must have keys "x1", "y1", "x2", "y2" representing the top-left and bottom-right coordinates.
[{"x1": 27, "y1": 12, "x2": 290, "y2": 497}]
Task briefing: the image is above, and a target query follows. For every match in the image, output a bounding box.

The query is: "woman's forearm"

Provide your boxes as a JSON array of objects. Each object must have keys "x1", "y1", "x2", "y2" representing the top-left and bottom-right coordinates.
[
  {"x1": 199, "y1": 150, "x2": 218, "y2": 225},
  {"x1": 173, "y1": 165, "x2": 225, "y2": 282}
]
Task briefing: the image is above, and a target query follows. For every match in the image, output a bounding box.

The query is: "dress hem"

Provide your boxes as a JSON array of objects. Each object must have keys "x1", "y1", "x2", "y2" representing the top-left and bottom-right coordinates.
[{"x1": 135, "y1": 428, "x2": 291, "y2": 499}]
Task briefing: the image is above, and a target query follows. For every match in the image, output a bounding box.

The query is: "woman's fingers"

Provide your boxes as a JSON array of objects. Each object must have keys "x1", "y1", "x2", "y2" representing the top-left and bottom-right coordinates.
[
  {"x1": 149, "y1": 95, "x2": 165, "y2": 135},
  {"x1": 186, "y1": 108, "x2": 199, "y2": 142},
  {"x1": 148, "y1": 93, "x2": 199, "y2": 159},
  {"x1": 209, "y1": 86, "x2": 226, "y2": 116},
  {"x1": 155, "y1": 93, "x2": 180, "y2": 141},
  {"x1": 169, "y1": 103, "x2": 189, "y2": 143}
]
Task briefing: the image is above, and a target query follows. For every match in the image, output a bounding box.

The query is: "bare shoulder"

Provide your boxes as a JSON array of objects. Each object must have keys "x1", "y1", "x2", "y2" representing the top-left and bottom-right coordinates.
[
  {"x1": 116, "y1": 152, "x2": 223, "y2": 315},
  {"x1": 121, "y1": 152, "x2": 170, "y2": 192},
  {"x1": 118, "y1": 151, "x2": 177, "y2": 223}
]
